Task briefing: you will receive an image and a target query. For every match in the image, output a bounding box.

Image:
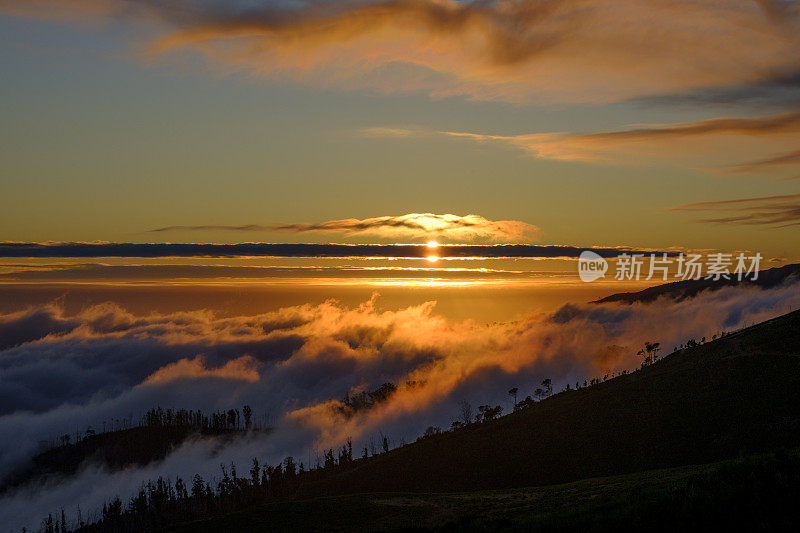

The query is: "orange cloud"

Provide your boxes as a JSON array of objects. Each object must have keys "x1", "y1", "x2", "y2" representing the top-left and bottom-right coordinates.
[
  {"x1": 2, "y1": 0, "x2": 800, "y2": 103},
  {"x1": 3, "y1": 286, "x2": 800, "y2": 460},
  {"x1": 438, "y1": 109, "x2": 800, "y2": 165},
  {"x1": 143, "y1": 355, "x2": 262, "y2": 384},
  {"x1": 283, "y1": 284, "x2": 800, "y2": 447},
  {"x1": 148, "y1": 213, "x2": 540, "y2": 242}
]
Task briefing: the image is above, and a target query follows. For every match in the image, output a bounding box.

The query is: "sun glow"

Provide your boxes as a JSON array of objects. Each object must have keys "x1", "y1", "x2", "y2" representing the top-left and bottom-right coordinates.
[
  {"x1": 426, "y1": 255, "x2": 439, "y2": 263},
  {"x1": 426, "y1": 240, "x2": 439, "y2": 248}
]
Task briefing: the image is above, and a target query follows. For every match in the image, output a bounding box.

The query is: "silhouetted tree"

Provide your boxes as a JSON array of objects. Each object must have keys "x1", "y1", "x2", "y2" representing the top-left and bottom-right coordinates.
[
  {"x1": 459, "y1": 400, "x2": 473, "y2": 425},
  {"x1": 338, "y1": 439, "x2": 353, "y2": 465},
  {"x1": 285, "y1": 456, "x2": 297, "y2": 477},
  {"x1": 191, "y1": 474, "x2": 205, "y2": 501},
  {"x1": 322, "y1": 448, "x2": 334, "y2": 469},
  {"x1": 424, "y1": 426, "x2": 441, "y2": 437},
  {"x1": 516, "y1": 395, "x2": 534, "y2": 410},
  {"x1": 508, "y1": 387, "x2": 519, "y2": 410},
  {"x1": 542, "y1": 378, "x2": 553, "y2": 397},
  {"x1": 250, "y1": 458, "x2": 260, "y2": 488},
  {"x1": 339, "y1": 382, "x2": 398, "y2": 416},
  {"x1": 636, "y1": 341, "x2": 661, "y2": 366},
  {"x1": 175, "y1": 477, "x2": 188, "y2": 500},
  {"x1": 478, "y1": 404, "x2": 503, "y2": 421},
  {"x1": 242, "y1": 405, "x2": 252, "y2": 429}
]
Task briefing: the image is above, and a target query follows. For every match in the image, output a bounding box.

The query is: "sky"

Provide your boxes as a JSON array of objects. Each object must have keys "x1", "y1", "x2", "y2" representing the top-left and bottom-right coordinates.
[
  {"x1": 1, "y1": 3, "x2": 800, "y2": 529},
  {"x1": 0, "y1": 0, "x2": 798, "y2": 262}
]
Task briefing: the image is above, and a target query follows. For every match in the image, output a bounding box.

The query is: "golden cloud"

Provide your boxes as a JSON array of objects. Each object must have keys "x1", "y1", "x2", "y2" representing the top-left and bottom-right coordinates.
[
  {"x1": 2, "y1": 0, "x2": 800, "y2": 103},
  {"x1": 3, "y1": 286, "x2": 800, "y2": 460},
  {"x1": 149, "y1": 213, "x2": 541, "y2": 242},
  {"x1": 143, "y1": 355, "x2": 262, "y2": 384}
]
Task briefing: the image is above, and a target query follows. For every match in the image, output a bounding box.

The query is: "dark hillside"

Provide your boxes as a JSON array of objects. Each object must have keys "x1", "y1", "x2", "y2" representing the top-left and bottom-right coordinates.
[
  {"x1": 2, "y1": 407, "x2": 261, "y2": 492},
  {"x1": 2, "y1": 425, "x2": 244, "y2": 492},
  {"x1": 303, "y1": 308, "x2": 800, "y2": 495},
  {"x1": 595, "y1": 263, "x2": 800, "y2": 304},
  {"x1": 173, "y1": 449, "x2": 800, "y2": 533}
]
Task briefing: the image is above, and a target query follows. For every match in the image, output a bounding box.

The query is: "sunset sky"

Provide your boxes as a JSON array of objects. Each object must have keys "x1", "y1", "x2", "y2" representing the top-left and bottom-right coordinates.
[
  {"x1": 0, "y1": 0, "x2": 798, "y2": 264},
  {"x1": 3, "y1": 4, "x2": 800, "y2": 528}
]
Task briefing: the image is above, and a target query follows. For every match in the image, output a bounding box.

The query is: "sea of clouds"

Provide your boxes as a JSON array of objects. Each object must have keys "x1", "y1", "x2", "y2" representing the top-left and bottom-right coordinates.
[{"x1": 1, "y1": 282, "x2": 799, "y2": 531}]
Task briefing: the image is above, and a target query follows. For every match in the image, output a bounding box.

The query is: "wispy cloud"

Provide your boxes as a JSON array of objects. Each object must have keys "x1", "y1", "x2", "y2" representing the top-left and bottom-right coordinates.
[
  {"x1": 435, "y1": 109, "x2": 800, "y2": 165},
  {"x1": 671, "y1": 192, "x2": 800, "y2": 227},
  {"x1": 3, "y1": 1, "x2": 800, "y2": 103},
  {"x1": 148, "y1": 224, "x2": 273, "y2": 232},
  {"x1": 714, "y1": 149, "x2": 800, "y2": 179},
  {"x1": 357, "y1": 127, "x2": 420, "y2": 138},
  {"x1": 149, "y1": 213, "x2": 540, "y2": 242},
  {"x1": 441, "y1": 130, "x2": 588, "y2": 161},
  {"x1": 636, "y1": 68, "x2": 800, "y2": 110}
]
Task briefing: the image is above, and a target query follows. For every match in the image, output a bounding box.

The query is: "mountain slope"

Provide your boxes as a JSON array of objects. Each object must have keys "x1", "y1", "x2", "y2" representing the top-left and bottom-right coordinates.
[
  {"x1": 73, "y1": 307, "x2": 800, "y2": 532},
  {"x1": 302, "y1": 308, "x2": 800, "y2": 495},
  {"x1": 174, "y1": 449, "x2": 800, "y2": 533}
]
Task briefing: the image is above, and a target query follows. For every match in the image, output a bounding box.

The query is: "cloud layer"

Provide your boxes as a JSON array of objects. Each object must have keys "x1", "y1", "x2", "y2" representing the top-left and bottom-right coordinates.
[
  {"x1": 149, "y1": 213, "x2": 540, "y2": 242},
  {"x1": 0, "y1": 242, "x2": 668, "y2": 259},
  {"x1": 2, "y1": 0, "x2": 800, "y2": 103},
  {"x1": 1, "y1": 283, "x2": 800, "y2": 529}
]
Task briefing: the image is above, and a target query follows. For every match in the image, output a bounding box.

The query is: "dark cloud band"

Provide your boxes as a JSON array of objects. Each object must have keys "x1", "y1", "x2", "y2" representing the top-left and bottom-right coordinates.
[{"x1": 0, "y1": 242, "x2": 671, "y2": 259}]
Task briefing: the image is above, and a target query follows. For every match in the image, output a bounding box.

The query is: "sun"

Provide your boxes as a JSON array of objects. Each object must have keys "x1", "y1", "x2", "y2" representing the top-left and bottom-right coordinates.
[
  {"x1": 426, "y1": 255, "x2": 439, "y2": 263},
  {"x1": 426, "y1": 240, "x2": 439, "y2": 248}
]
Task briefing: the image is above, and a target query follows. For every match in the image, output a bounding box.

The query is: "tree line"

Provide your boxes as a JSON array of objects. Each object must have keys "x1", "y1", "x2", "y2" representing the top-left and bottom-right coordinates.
[{"x1": 40, "y1": 405, "x2": 270, "y2": 455}]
